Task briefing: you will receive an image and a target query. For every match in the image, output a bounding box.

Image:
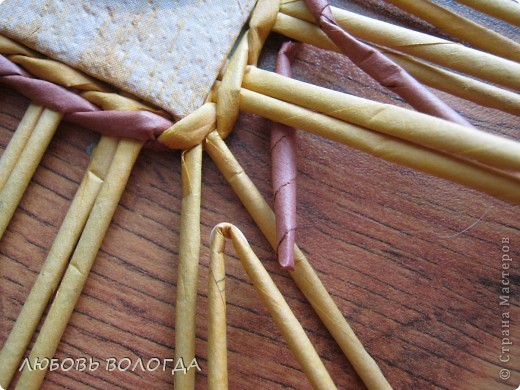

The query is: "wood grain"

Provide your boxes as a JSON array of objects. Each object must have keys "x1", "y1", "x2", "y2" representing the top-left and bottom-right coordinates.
[{"x1": 1, "y1": 1, "x2": 519, "y2": 389}]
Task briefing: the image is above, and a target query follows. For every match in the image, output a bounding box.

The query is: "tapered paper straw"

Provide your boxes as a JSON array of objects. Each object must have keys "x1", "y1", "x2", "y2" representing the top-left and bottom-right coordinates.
[
  {"x1": 15, "y1": 138, "x2": 143, "y2": 389},
  {"x1": 454, "y1": 0, "x2": 520, "y2": 27},
  {"x1": 243, "y1": 67, "x2": 520, "y2": 172},
  {"x1": 174, "y1": 143, "x2": 203, "y2": 390},
  {"x1": 271, "y1": 42, "x2": 300, "y2": 270},
  {"x1": 204, "y1": 131, "x2": 392, "y2": 390},
  {"x1": 238, "y1": 87, "x2": 520, "y2": 204},
  {"x1": 383, "y1": 0, "x2": 520, "y2": 62},
  {"x1": 0, "y1": 109, "x2": 63, "y2": 239},
  {"x1": 217, "y1": 35, "x2": 248, "y2": 140},
  {"x1": 0, "y1": 136, "x2": 119, "y2": 389},
  {"x1": 377, "y1": 47, "x2": 520, "y2": 116},
  {"x1": 303, "y1": 0, "x2": 472, "y2": 126},
  {"x1": 278, "y1": 2, "x2": 520, "y2": 90},
  {"x1": 208, "y1": 223, "x2": 337, "y2": 389},
  {"x1": 0, "y1": 103, "x2": 43, "y2": 191},
  {"x1": 269, "y1": 14, "x2": 520, "y2": 115}
]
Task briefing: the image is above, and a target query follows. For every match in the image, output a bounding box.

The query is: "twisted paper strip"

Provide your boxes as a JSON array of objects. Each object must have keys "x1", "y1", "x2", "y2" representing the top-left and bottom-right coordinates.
[
  {"x1": 0, "y1": 55, "x2": 171, "y2": 147},
  {"x1": 279, "y1": 1, "x2": 520, "y2": 91},
  {"x1": 272, "y1": 13, "x2": 520, "y2": 114},
  {"x1": 303, "y1": 0, "x2": 472, "y2": 126}
]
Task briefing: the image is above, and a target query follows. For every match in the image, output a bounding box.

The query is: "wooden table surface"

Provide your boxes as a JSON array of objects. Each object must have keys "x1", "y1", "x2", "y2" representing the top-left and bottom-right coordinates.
[{"x1": 1, "y1": 1, "x2": 519, "y2": 389}]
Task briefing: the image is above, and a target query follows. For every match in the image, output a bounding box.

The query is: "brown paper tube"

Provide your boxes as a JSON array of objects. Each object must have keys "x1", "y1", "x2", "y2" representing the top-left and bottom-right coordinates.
[
  {"x1": 0, "y1": 108, "x2": 63, "y2": 239},
  {"x1": 269, "y1": 13, "x2": 520, "y2": 115},
  {"x1": 174, "y1": 143, "x2": 203, "y2": 390},
  {"x1": 0, "y1": 136, "x2": 119, "y2": 389},
  {"x1": 274, "y1": 14, "x2": 520, "y2": 115},
  {"x1": 272, "y1": 41, "x2": 300, "y2": 270},
  {"x1": 278, "y1": 2, "x2": 520, "y2": 90},
  {"x1": 382, "y1": 0, "x2": 520, "y2": 62},
  {"x1": 204, "y1": 131, "x2": 392, "y2": 390},
  {"x1": 378, "y1": 47, "x2": 520, "y2": 116},
  {"x1": 303, "y1": 0, "x2": 472, "y2": 126},
  {"x1": 238, "y1": 87, "x2": 520, "y2": 204},
  {"x1": 0, "y1": 103, "x2": 43, "y2": 191},
  {"x1": 454, "y1": 0, "x2": 520, "y2": 27},
  {"x1": 15, "y1": 138, "x2": 143, "y2": 389},
  {"x1": 242, "y1": 67, "x2": 520, "y2": 172},
  {"x1": 208, "y1": 223, "x2": 337, "y2": 389}
]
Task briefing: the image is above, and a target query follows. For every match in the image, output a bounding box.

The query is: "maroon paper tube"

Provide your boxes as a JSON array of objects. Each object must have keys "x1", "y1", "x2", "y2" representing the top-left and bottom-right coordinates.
[
  {"x1": 0, "y1": 55, "x2": 173, "y2": 146},
  {"x1": 272, "y1": 42, "x2": 301, "y2": 270},
  {"x1": 303, "y1": 0, "x2": 473, "y2": 127}
]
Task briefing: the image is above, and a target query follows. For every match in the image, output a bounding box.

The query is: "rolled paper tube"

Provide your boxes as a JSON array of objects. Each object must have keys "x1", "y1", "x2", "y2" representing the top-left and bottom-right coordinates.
[
  {"x1": 158, "y1": 103, "x2": 216, "y2": 150},
  {"x1": 0, "y1": 35, "x2": 37, "y2": 56},
  {"x1": 271, "y1": 14, "x2": 520, "y2": 115},
  {"x1": 237, "y1": 88, "x2": 520, "y2": 204},
  {"x1": 15, "y1": 138, "x2": 143, "y2": 389},
  {"x1": 303, "y1": 0, "x2": 472, "y2": 127},
  {"x1": 203, "y1": 131, "x2": 392, "y2": 389},
  {"x1": 0, "y1": 109, "x2": 63, "y2": 239},
  {"x1": 9, "y1": 55, "x2": 110, "y2": 91},
  {"x1": 247, "y1": 0, "x2": 281, "y2": 65},
  {"x1": 0, "y1": 136, "x2": 119, "y2": 389},
  {"x1": 242, "y1": 67, "x2": 520, "y2": 172},
  {"x1": 217, "y1": 34, "x2": 249, "y2": 139},
  {"x1": 174, "y1": 143, "x2": 203, "y2": 390},
  {"x1": 81, "y1": 91, "x2": 168, "y2": 117},
  {"x1": 0, "y1": 55, "x2": 173, "y2": 145},
  {"x1": 208, "y1": 223, "x2": 337, "y2": 389},
  {"x1": 454, "y1": 0, "x2": 520, "y2": 27},
  {"x1": 376, "y1": 47, "x2": 520, "y2": 116},
  {"x1": 0, "y1": 103, "x2": 43, "y2": 191},
  {"x1": 272, "y1": 41, "x2": 300, "y2": 270},
  {"x1": 278, "y1": 1, "x2": 520, "y2": 90},
  {"x1": 382, "y1": 0, "x2": 520, "y2": 62}
]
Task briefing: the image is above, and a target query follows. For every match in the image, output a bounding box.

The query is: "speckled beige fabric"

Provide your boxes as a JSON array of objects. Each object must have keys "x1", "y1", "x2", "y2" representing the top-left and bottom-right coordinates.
[{"x1": 0, "y1": 0, "x2": 257, "y2": 118}]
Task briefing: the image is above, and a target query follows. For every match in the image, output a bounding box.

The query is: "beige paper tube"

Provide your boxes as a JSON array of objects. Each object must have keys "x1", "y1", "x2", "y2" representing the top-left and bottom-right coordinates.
[
  {"x1": 0, "y1": 136, "x2": 118, "y2": 389},
  {"x1": 15, "y1": 138, "x2": 142, "y2": 389},
  {"x1": 174, "y1": 143, "x2": 203, "y2": 390},
  {"x1": 204, "y1": 131, "x2": 392, "y2": 390},
  {"x1": 217, "y1": 35, "x2": 249, "y2": 140},
  {"x1": 383, "y1": 0, "x2": 520, "y2": 62},
  {"x1": 380, "y1": 48, "x2": 520, "y2": 116},
  {"x1": 454, "y1": 0, "x2": 520, "y2": 27},
  {"x1": 270, "y1": 11, "x2": 520, "y2": 115},
  {"x1": 237, "y1": 87, "x2": 520, "y2": 204},
  {"x1": 208, "y1": 223, "x2": 337, "y2": 390},
  {"x1": 0, "y1": 108, "x2": 63, "y2": 239},
  {"x1": 278, "y1": 2, "x2": 520, "y2": 90},
  {"x1": 242, "y1": 67, "x2": 520, "y2": 172},
  {"x1": 0, "y1": 103, "x2": 43, "y2": 191}
]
